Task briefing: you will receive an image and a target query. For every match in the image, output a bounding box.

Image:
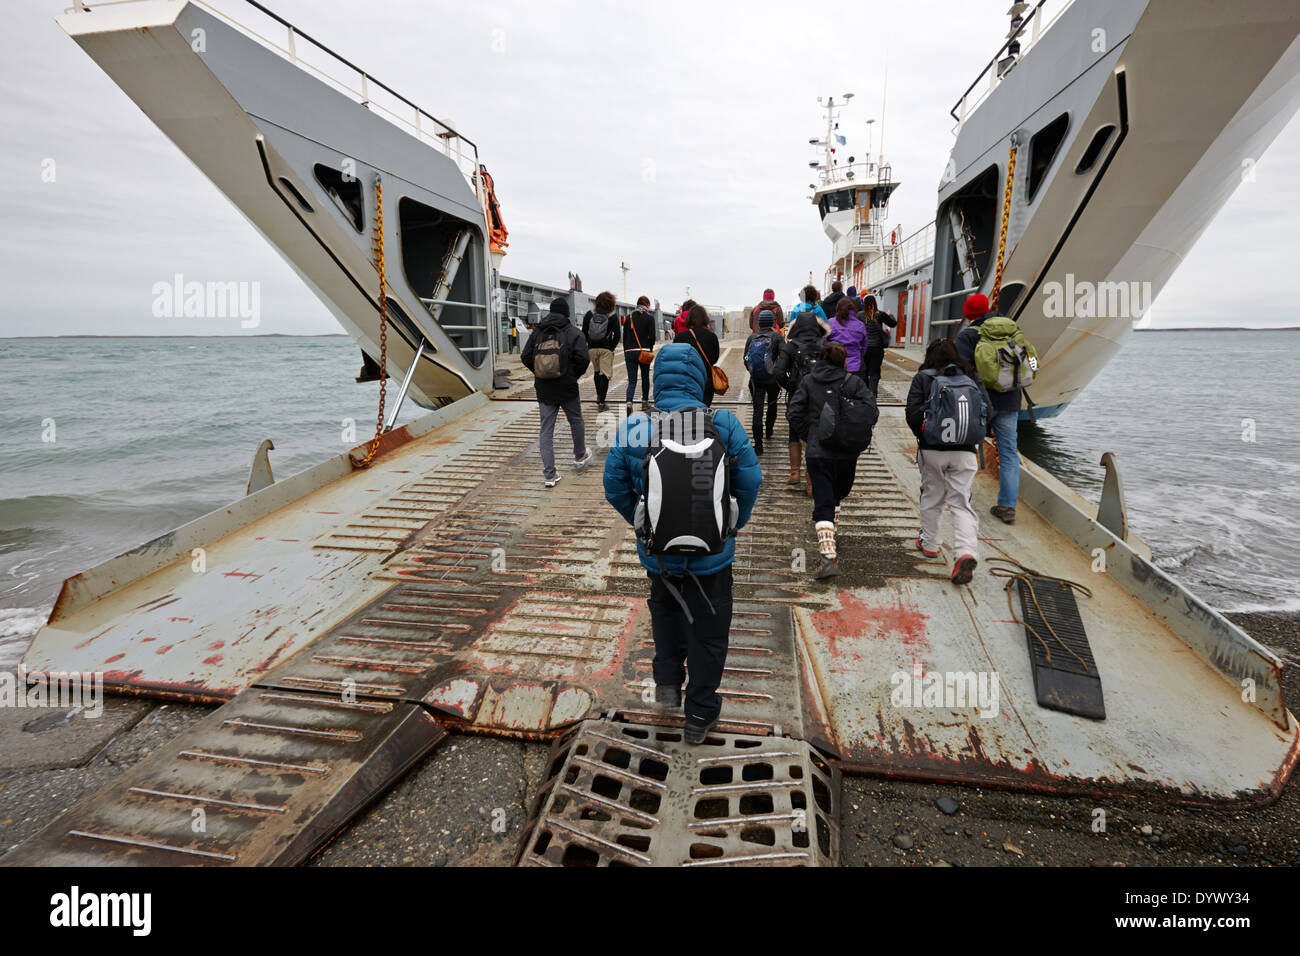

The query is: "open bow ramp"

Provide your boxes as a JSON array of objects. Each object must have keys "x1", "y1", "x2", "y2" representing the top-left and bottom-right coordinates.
[{"x1": 9, "y1": 349, "x2": 1297, "y2": 866}]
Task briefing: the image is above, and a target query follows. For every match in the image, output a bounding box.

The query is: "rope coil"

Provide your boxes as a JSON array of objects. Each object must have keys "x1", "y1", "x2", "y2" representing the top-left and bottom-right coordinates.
[
  {"x1": 987, "y1": 558, "x2": 1093, "y2": 671},
  {"x1": 350, "y1": 175, "x2": 388, "y2": 469}
]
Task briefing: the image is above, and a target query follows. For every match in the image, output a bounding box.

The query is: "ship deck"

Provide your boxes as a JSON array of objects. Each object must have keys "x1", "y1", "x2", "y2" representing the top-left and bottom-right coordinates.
[{"x1": 4, "y1": 341, "x2": 1295, "y2": 866}]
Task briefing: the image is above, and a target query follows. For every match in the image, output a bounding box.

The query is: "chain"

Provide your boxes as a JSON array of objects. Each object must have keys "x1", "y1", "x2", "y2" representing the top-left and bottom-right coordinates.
[
  {"x1": 350, "y1": 175, "x2": 388, "y2": 469},
  {"x1": 989, "y1": 140, "x2": 1018, "y2": 311}
]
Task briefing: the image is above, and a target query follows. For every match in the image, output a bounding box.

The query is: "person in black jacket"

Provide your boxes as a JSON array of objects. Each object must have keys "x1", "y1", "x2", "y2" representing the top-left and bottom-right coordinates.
[
  {"x1": 622, "y1": 295, "x2": 656, "y2": 412},
  {"x1": 674, "y1": 304, "x2": 720, "y2": 406},
  {"x1": 582, "y1": 290, "x2": 621, "y2": 410},
  {"x1": 787, "y1": 341, "x2": 878, "y2": 580},
  {"x1": 522, "y1": 297, "x2": 591, "y2": 488},
  {"x1": 742, "y1": 308, "x2": 783, "y2": 453},
  {"x1": 821, "y1": 280, "x2": 846, "y2": 327},
  {"x1": 860, "y1": 294, "x2": 898, "y2": 396},
  {"x1": 905, "y1": 338, "x2": 992, "y2": 585}
]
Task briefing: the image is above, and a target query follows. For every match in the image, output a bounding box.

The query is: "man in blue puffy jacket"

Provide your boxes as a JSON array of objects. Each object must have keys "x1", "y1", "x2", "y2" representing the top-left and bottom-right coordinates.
[{"x1": 604, "y1": 344, "x2": 763, "y2": 743}]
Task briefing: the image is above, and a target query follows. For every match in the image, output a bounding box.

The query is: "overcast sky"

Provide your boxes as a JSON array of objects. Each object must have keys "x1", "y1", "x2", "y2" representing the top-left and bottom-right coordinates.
[{"x1": 2, "y1": 0, "x2": 1298, "y2": 336}]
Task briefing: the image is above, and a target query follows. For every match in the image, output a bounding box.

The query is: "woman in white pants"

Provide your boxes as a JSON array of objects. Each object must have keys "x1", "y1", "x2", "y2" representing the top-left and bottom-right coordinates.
[{"x1": 904, "y1": 339, "x2": 993, "y2": 585}]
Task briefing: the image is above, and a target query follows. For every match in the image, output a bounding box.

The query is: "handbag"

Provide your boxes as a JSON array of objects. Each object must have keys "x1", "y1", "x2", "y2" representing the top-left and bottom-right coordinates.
[
  {"x1": 690, "y1": 329, "x2": 729, "y2": 396},
  {"x1": 631, "y1": 317, "x2": 653, "y2": 365}
]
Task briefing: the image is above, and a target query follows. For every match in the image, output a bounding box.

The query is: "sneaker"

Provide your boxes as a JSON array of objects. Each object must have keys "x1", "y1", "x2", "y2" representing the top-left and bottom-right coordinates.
[
  {"x1": 916, "y1": 535, "x2": 939, "y2": 558},
  {"x1": 544, "y1": 473, "x2": 562, "y2": 489},
  {"x1": 951, "y1": 554, "x2": 978, "y2": 585},
  {"x1": 573, "y1": 449, "x2": 593, "y2": 469},
  {"x1": 990, "y1": 505, "x2": 1016, "y2": 524},
  {"x1": 654, "y1": 684, "x2": 682, "y2": 709},
  {"x1": 814, "y1": 554, "x2": 839, "y2": 580},
  {"x1": 684, "y1": 718, "x2": 718, "y2": 746}
]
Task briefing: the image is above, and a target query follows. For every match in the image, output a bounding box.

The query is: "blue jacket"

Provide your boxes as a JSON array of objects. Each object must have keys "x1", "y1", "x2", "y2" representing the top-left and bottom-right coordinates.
[{"x1": 604, "y1": 344, "x2": 763, "y2": 575}]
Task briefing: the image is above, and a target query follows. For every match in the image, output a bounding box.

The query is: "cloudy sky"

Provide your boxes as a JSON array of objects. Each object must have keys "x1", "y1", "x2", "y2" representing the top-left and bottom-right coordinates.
[{"x1": 1, "y1": 0, "x2": 1298, "y2": 336}]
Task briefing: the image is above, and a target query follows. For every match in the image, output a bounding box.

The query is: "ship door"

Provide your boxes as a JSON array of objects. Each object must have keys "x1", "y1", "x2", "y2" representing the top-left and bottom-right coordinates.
[{"x1": 897, "y1": 289, "x2": 908, "y2": 341}]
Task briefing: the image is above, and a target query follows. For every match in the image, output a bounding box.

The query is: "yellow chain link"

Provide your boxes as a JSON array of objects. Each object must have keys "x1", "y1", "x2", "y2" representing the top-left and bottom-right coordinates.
[
  {"x1": 989, "y1": 140, "x2": 1017, "y2": 311},
  {"x1": 350, "y1": 175, "x2": 388, "y2": 469}
]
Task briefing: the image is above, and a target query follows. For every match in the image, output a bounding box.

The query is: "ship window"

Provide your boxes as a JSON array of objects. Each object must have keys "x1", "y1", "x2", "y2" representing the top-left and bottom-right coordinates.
[
  {"x1": 314, "y1": 163, "x2": 364, "y2": 232},
  {"x1": 1074, "y1": 124, "x2": 1116, "y2": 174},
  {"x1": 817, "y1": 189, "x2": 856, "y2": 218},
  {"x1": 1026, "y1": 113, "x2": 1069, "y2": 203},
  {"x1": 278, "y1": 177, "x2": 313, "y2": 213}
]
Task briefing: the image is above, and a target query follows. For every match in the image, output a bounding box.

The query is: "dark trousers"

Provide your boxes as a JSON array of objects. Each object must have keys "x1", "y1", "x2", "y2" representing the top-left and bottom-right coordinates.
[
  {"x1": 864, "y1": 347, "x2": 885, "y2": 396},
  {"x1": 750, "y1": 378, "x2": 780, "y2": 442},
  {"x1": 647, "y1": 566, "x2": 733, "y2": 726},
  {"x1": 625, "y1": 351, "x2": 650, "y2": 403},
  {"x1": 807, "y1": 456, "x2": 858, "y2": 523}
]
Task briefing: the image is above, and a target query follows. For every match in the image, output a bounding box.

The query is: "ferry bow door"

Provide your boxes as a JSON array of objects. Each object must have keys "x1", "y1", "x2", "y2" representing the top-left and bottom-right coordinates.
[{"x1": 896, "y1": 289, "x2": 908, "y2": 345}]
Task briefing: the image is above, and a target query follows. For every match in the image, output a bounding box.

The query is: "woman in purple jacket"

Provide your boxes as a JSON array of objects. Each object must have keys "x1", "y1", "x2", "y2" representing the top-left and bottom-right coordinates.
[{"x1": 828, "y1": 297, "x2": 867, "y2": 377}]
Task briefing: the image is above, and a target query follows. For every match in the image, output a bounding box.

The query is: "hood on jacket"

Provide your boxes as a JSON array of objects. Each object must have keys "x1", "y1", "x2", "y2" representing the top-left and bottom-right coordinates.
[
  {"x1": 537, "y1": 311, "x2": 572, "y2": 332},
  {"x1": 651, "y1": 343, "x2": 708, "y2": 409},
  {"x1": 808, "y1": 362, "x2": 848, "y2": 387}
]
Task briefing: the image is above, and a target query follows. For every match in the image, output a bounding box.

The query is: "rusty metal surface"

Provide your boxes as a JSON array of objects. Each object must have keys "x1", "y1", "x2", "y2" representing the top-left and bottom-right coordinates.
[
  {"x1": 516, "y1": 719, "x2": 839, "y2": 866},
  {"x1": 1, "y1": 688, "x2": 446, "y2": 866},
  {"x1": 794, "y1": 410, "x2": 1300, "y2": 802},
  {"x1": 255, "y1": 578, "x2": 806, "y2": 739}
]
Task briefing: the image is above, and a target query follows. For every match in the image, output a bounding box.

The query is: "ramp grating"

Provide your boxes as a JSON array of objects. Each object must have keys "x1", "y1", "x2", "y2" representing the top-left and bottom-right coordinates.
[{"x1": 515, "y1": 719, "x2": 840, "y2": 867}]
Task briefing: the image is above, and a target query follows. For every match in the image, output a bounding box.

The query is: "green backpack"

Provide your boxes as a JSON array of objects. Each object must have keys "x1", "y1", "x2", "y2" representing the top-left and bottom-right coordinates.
[{"x1": 974, "y1": 316, "x2": 1038, "y2": 392}]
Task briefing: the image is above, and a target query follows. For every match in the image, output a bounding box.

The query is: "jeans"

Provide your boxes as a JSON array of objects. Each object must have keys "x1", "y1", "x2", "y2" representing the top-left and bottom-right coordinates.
[
  {"x1": 918, "y1": 448, "x2": 979, "y2": 556},
  {"x1": 625, "y1": 351, "x2": 651, "y2": 403},
  {"x1": 806, "y1": 456, "x2": 858, "y2": 523},
  {"x1": 647, "y1": 567, "x2": 733, "y2": 726},
  {"x1": 990, "y1": 410, "x2": 1021, "y2": 508},
  {"x1": 538, "y1": 397, "x2": 586, "y2": 480},
  {"x1": 749, "y1": 378, "x2": 780, "y2": 442}
]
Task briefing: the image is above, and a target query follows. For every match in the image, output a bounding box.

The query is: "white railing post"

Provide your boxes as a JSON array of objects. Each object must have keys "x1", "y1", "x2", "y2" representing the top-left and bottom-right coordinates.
[{"x1": 286, "y1": 25, "x2": 296, "y2": 62}]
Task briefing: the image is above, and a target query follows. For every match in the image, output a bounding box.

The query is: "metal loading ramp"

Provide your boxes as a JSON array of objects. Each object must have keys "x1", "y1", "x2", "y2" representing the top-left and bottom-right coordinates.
[{"x1": 8, "y1": 347, "x2": 1298, "y2": 866}]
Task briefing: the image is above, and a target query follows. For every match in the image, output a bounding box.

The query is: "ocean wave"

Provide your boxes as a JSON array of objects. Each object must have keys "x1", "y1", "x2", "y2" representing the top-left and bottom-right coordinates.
[{"x1": 0, "y1": 606, "x2": 49, "y2": 668}]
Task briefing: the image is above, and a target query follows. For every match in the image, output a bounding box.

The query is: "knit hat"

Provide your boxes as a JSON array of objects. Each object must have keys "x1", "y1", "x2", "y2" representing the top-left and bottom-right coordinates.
[
  {"x1": 763, "y1": 288, "x2": 775, "y2": 299},
  {"x1": 846, "y1": 286, "x2": 857, "y2": 297},
  {"x1": 549, "y1": 296, "x2": 570, "y2": 318},
  {"x1": 758, "y1": 309, "x2": 775, "y2": 329},
  {"x1": 963, "y1": 293, "x2": 990, "y2": 319}
]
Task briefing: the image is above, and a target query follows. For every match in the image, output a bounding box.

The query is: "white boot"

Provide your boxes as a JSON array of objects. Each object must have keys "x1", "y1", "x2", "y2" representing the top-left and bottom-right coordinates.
[{"x1": 814, "y1": 521, "x2": 838, "y2": 579}]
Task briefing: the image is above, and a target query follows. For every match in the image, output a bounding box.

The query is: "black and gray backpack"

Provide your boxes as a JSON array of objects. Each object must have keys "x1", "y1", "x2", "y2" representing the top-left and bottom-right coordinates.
[{"x1": 921, "y1": 364, "x2": 987, "y2": 448}]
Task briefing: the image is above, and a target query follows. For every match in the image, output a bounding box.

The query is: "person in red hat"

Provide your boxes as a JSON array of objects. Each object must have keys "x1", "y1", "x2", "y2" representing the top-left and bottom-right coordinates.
[{"x1": 955, "y1": 292, "x2": 1032, "y2": 524}]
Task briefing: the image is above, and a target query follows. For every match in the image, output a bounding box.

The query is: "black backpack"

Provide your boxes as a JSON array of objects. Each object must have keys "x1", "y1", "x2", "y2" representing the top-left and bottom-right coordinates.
[
  {"x1": 785, "y1": 315, "x2": 825, "y2": 388},
  {"x1": 635, "y1": 408, "x2": 737, "y2": 557},
  {"x1": 816, "y1": 378, "x2": 877, "y2": 454},
  {"x1": 587, "y1": 310, "x2": 612, "y2": 345}
]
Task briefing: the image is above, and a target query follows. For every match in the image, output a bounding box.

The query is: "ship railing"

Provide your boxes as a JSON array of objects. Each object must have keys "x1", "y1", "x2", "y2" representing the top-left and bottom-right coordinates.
[
  {"x1": 951, "y1": 0, "x2": 1076, "y2": 133},
  {"x1": 67, "y1": 0, "x2": 484, "y2": 202},
  {"x1": 862, "y1": 220, "x2": 935, "y2": 288}
]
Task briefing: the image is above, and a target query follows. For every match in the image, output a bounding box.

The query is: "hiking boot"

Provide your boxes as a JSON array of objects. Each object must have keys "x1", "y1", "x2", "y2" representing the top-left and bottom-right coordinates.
[
  {"x1": 951, "y1": 554, "x2": 978, "y2": 585},
  {"x1": 814, "y1": 554, "x2": 839, "y2": 579},
  {"x1": 544, "y1": 472, "x2": 562, "y2": 489},
  {"x1": 765, "y1": 424, "x2": 774, "y2": 440},
  {"x1": 640, "y1": 400, "x2": 652, "y2": 411},
  {"x1": 753, "y1": 436, "x2": 764, "y2": 455},
  {"x1": 573, "y1": 449, "x2": 593, "y2": 470},
  {"x1": 916, "y1": 535, "x2": 939, "y2": 558},
  {"x1": 597, "y1": 401, "x2": 607, "y2": 412},
  {"x1": 654, "y1": 684, "x2": 682, "y2": 709},
  {"x1": 990, "y1": 505, "x2": 1017, "y2": 524},
  {"x1": 785, "y1": 444, "x2": 802, "y2": 487},
  {"x1": 684, "y1": 718, "x2": 718, "y2": 746},
  {"x1": 626, "y1": 402, "x2": 634, "y2": 418}
]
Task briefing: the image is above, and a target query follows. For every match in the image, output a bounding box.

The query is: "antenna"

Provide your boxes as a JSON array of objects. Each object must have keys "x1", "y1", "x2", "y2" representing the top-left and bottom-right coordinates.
[
  {"x1": 619, "y1": 261, "x2": 630, "y2": 302},
  {"x1": 879, "y1": 66, "x2": 888, "y2": 162}
]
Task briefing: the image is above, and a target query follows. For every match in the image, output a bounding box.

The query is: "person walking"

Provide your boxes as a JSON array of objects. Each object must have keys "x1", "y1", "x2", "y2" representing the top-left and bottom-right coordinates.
[
  {"x1": 786, "y1": 341, "x2": 878, "y2": 579},
  {"x1": 521, "y1": 297, "x2": 592, "y2": 488},
  {"x1": 674, "y1": 304, "x2": 721, "y2": 406},
  {"x1": 954, "y1": 292, "x2": 1039, "y2": 525},
  {"x1": 582, "y1": 291, "x2": 620, "y2": 411},
  {"x1": 779, "y1": 298, "x2": 828, "y2": 493},
  {"x1": 743, "y1": 308, "x2": 783, "y2": 453},
  {"x1": 860, "y1": 294, "x2": 898, "y2": 396},
  {"x1": 821, "y1": 280, "x2": 846, "y2": 325},
  {"x1": 828, "y1": 297, "x2": 867, "y2": 378},
  {"x1": 749, "y1": 288, "x2": 785, "y2": 332},
  {"x1": 603, "y1": 344, "x2": 762, "y2": 744},
  {"x1": 672, "y1": 299, "x2": 697, "y2": 335},
  {"x1": 623, "y1": 295, "x2": 656, "y2": 413},
  {"x1": 789, "y1": 284, "x2": 830, "y2": 333},
  {"x1": 905, "y1": 338, "x2": 993, "y2": 585}
]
